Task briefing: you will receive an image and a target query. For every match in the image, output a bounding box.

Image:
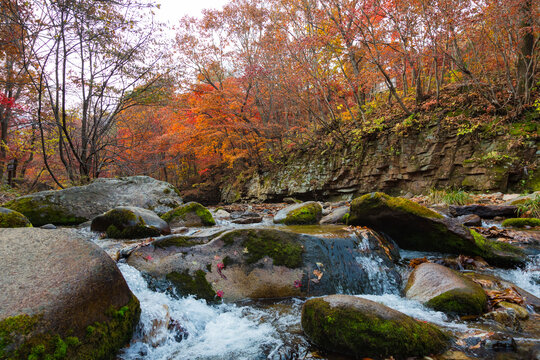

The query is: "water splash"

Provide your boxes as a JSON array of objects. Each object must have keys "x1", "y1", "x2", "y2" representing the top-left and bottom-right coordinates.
[{"x1": 494, "y1": 255, "x2": 540, "y2": 297}]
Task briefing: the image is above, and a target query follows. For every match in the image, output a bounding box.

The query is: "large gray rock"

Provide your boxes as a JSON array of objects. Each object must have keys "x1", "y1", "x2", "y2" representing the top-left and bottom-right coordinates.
[
  {"x1": 405, "y1": 262, "x2": 488, "y2": 315},
  {"x1": 273, "y1": 201, "x2": 322, "y2": 225},
  {"x1": 127, "y1": 227, "x2": 401, "y2": 301},
  {"x1": 301, "y1": 295, "x2": 450, "y2": 358},
  {"x1": 3, "y1": 176, "x2": 182, "y2": 226},
  {"x1": 91, "y1": 206, "x2": 171, "y2": 239},
  {"x1": 0, "y1": 228, "x2": 140, "y2": 359},
  {"x1": 320, "y1": 206, "x2": 349, "y2": 224}
]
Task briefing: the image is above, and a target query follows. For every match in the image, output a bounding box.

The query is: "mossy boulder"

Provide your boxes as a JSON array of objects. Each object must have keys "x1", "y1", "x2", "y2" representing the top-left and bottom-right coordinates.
[
  {"x1": 301, "y1": 295, "x2": 450, "y2": 359},
  {"x1": 273, "y1": 201, "x2": 322, "y2": 225},
  {"x1": 348, "y1": 192, "x2": 525, "y2": 267},
  {"x1": 0, "y1": 228, "x2": 140, "y2": 359},
  {"x1": 3, "y1": 176, "x2": 182, "y2": 226},
  {"x1": 0, "y1": 207, "x2": 32, "y2": 228},
  {"x1": 127, "y1": 227, "x2": 401, "y2": 301},
  {"x1": 502, "y1": 217, "x2": 540, "y2": 228},
  {"x1": 91, "y1": 206, "x2": 171, "y2": 239},
  {"x1": 161, "y1": 202, "x2": 215, "y2": 227},
  {"x1": 405, "y1": 263, "x2": 488, "y2": 316}
]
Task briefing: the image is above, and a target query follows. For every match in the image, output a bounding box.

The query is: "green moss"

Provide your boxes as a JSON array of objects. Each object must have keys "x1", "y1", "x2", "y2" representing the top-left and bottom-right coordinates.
[
  {"x1": 275, "y1": 203, "x2": 323, "y2": 225},
  {"x1": 163, "y1": 188, "x2": 171, "y2": 194},
  {"x1": 0, "y1": 209, "x2": 32, "y2": 228},
  {"x1": 243, "y1": 229, "x2": 304, "y2": 267},
  {"x1": 166, "y1": 270, "x2": 216, "y2": 302},
  {"x1": 342, "y1": 213, "x2": 350, "y2": 225},
  {"x1": 0, "y1": 295, "x2": 139, "y2": 360},
  {"x1": 106, "y1": 223, "x2": 161, "y2": 239},
  {"x1": 98, "y1": 209, "x2": 161, "y2": 239},
  {"x1": 153, "y1": 236, "x2": 199, "y2": 249},
  {"x1": 222, "y1": 256, "x2": 233, "y2": 267},
  {"x1": 502, "y1": 217, "x2": 540, "y2": 228},
  {"x1": 3, "y1": 197, "x2": 87, "y2": 227},
  {"x1": 301, "y1": 298, "x2": 450, "y2": 358},
  {"x1": 161, "y1": 202, "x2": 215, "y2": 226},
  {"x1": 470, "y1": 229, "x2": 525, "y2": 267},
  {"x1": 350, "y1": 192, "x2": 443, "y2": 221},
  {"x1": 426, "y1": 288, "x2": 487, "y2": 315}
]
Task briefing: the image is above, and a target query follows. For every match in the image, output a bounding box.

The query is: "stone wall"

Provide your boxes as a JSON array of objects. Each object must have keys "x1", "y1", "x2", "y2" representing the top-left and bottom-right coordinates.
[{"x1": 221, "y1": 121, "x2": 539, "y2": 202}]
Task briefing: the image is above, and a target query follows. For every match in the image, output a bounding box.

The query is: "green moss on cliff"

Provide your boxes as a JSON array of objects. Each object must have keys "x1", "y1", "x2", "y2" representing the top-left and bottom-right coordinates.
[
  {"x1": 166, "y1": 270, "x2": 216, "y2": 302},
  {"x1": 301, "y1": 298, "x2": 450, "y2": 358},
  {"x1": 3, "y1": 197, "x2": 87, "y2": 227},
  {"x1": 161, "y1": 202, "x2": 215, "y2": 226}
]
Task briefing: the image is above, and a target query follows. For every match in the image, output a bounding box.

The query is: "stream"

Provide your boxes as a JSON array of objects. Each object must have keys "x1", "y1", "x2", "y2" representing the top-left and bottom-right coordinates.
[{"x1": 85, "y1": 217, "x2": 540, "y2": 360}]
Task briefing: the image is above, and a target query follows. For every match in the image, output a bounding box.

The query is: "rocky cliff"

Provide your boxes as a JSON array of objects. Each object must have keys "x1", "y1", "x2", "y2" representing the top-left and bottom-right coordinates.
[{"x1": 221, "y1": 120, "x2": 539, "y2": 202}]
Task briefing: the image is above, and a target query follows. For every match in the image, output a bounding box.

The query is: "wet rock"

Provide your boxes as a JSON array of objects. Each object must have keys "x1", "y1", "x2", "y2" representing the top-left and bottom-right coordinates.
[
  {"x1": 301, "y1": 295, "x2": 450, "y2": 358},
  {"x1": 320, "y1": 206, "x2": 349, "y2": 224},
  {"x1": 161, "y1": 202, "x2": 215, "y2": 227},
  {"x1": 127, "y1": 227, "x2": 401, "y2": 301},
  {"x1": 482, "y1": 333, "x2": 517, "y2": 351},
  {"x1": 449, "y1": 205, "x2": 518, "y2": 219},
  {"x1": 457, "y1": 214, "x2": 482, "y2": 227},
  {"x1": 91, "y1": 206, "x2": 171, "y2": 239},
  {"x1": 483, "y1": 309, "x2": 522, "y2": 331},
  {"x1": 405, "y1": 263, "x2": 488, "y2": 315},
  {"x1": 3, "y1": 176, "x2": 182, "y2": 226},
  {"x1": 348, "y1": 192, "x2": 525, "y2": 267},
  {"x1": 230, "y1": 211, "x2": 263, "y2": 224},
  {"x1": 273, "y1": 202, "x2": 322, "y2": 225},
  {"x1": 0, "y1": 228, "x2": 140, "y2": 359},
  {"x1": 40, "y1": 223, "x2": 57, "y2": 229},
  {"x1": 498, "y1": 301, "x2": 529, "y2": 320},
  {"x1": 0, "y1": 207, "x2": 31, "y2": 228}
]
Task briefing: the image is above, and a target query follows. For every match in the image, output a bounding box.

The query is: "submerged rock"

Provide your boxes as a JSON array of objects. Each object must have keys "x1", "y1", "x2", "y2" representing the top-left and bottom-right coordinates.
[
  {"x1": 405, "y1": 262, "x2": 488, "y2": 315},
  {"x1": 3, "y1": 176, "x2": 182, "y2": 226},
  {"x1": 161, "y1": 202, "x2": 216, "y2": 227},
  {"x1": 127, "y1": 227, "x2": 401, "y2": 301},
  {"x1": 91, "y1": 206, "x2": 171, "y2": 239},
  {"x1": 347, "y1": 192, "x2": 525, "y2": 267},
  {"x1": 0, "y1": 207, "x2": 31, "y2": 228},
  {"x1": 301, "y1": 295, "x2": 450, "y2": 358},
  {"x1": 273, "y1": 201, "x2": 322, "y2": 225},
  {"x1": 0, "y1": 228, "x2": 140, "y2": 359},
  {"x1": 449, "y1": 204, "x2": 518, "y2": 219}
]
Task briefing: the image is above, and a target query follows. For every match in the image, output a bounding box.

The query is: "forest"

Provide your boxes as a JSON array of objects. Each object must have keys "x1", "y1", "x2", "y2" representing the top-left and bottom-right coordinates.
[{"x1": 0, "y1": 0, "x2": 537, "y2": 195}]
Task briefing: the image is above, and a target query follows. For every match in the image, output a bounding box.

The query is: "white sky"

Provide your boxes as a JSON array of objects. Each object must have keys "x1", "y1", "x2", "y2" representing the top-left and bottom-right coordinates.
[{"x1": 156, "y1": 0, "x2": 229, "y2": 24}]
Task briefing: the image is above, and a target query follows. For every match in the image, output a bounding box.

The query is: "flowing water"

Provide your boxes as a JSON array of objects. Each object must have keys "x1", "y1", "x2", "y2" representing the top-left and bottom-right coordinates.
[{"x1": 84, "y1": 222, "x2": 540, "y2": 360}]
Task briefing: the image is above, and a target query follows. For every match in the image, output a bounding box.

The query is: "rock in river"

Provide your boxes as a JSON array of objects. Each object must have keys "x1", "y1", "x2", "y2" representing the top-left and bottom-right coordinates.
[
  {"x1": 405, "y1": 262, "x2": 488, "y2": 315},
  {"x1": 347, "y1": 192, "x2": 525, "y2": 267},
  {"x1": 273, "y1": 201, "x2": 322, "y2": 225},
  {"x1": 3, "y1": 176, "x2": 182, "y2": 226},
  {"x1": 161, "y1": 202, "x2": 216, "y2": 227},
  {"x1": 91, "y1": 206, "x2": 171, "y2": 239},
  {"x1": 127, "y1": 227, "x2": 401, "y2": 301},
  {"x1": 0, "y1": 228, "x2": 140, "y2": 359},
  {"x1": 301, "y1": 294, "x2": 450, "y2": 359}
]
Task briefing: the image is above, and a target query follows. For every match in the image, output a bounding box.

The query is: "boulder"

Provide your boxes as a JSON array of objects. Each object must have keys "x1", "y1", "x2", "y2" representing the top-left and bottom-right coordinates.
[
  {"x1": 301, "y1": 295, "x2": 450, "y2": 358},
  {"x1": 91, "y1": 206, "x2": 171, "y2": 239},
  {"x1": 0, "y1": 207, "x2": 31, "y2": 228},
  {"x1": 161, "y1": 202, "x2": 215, "y2": 227},
  {"x1": 273, "y1": 202, "x2": 322, "y2": 225},
  {"x1": 449, "y1": 204, "x2": 517, "y2": 219},
  {"x1": 320, "y1": 206, "x2": 349, "y2": 224},
  {"x1": 348, "y1": 192, "x2": 525, "y2": 267},
  {"x1": 0, "y1": 228, "x2": 140, "y2": 359},
  {"x1": 405, "y1": 263, "x2": 488, "y2": 315},
  {"x1": 127, "y1": 227, "x2": 401, "y2": 301},
  {"x1": 457, "y1": 214, "x2": 482, "y2": 227},
  {"x1": 3, "y1": 176, "x2": 182, "y2": 226}
]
